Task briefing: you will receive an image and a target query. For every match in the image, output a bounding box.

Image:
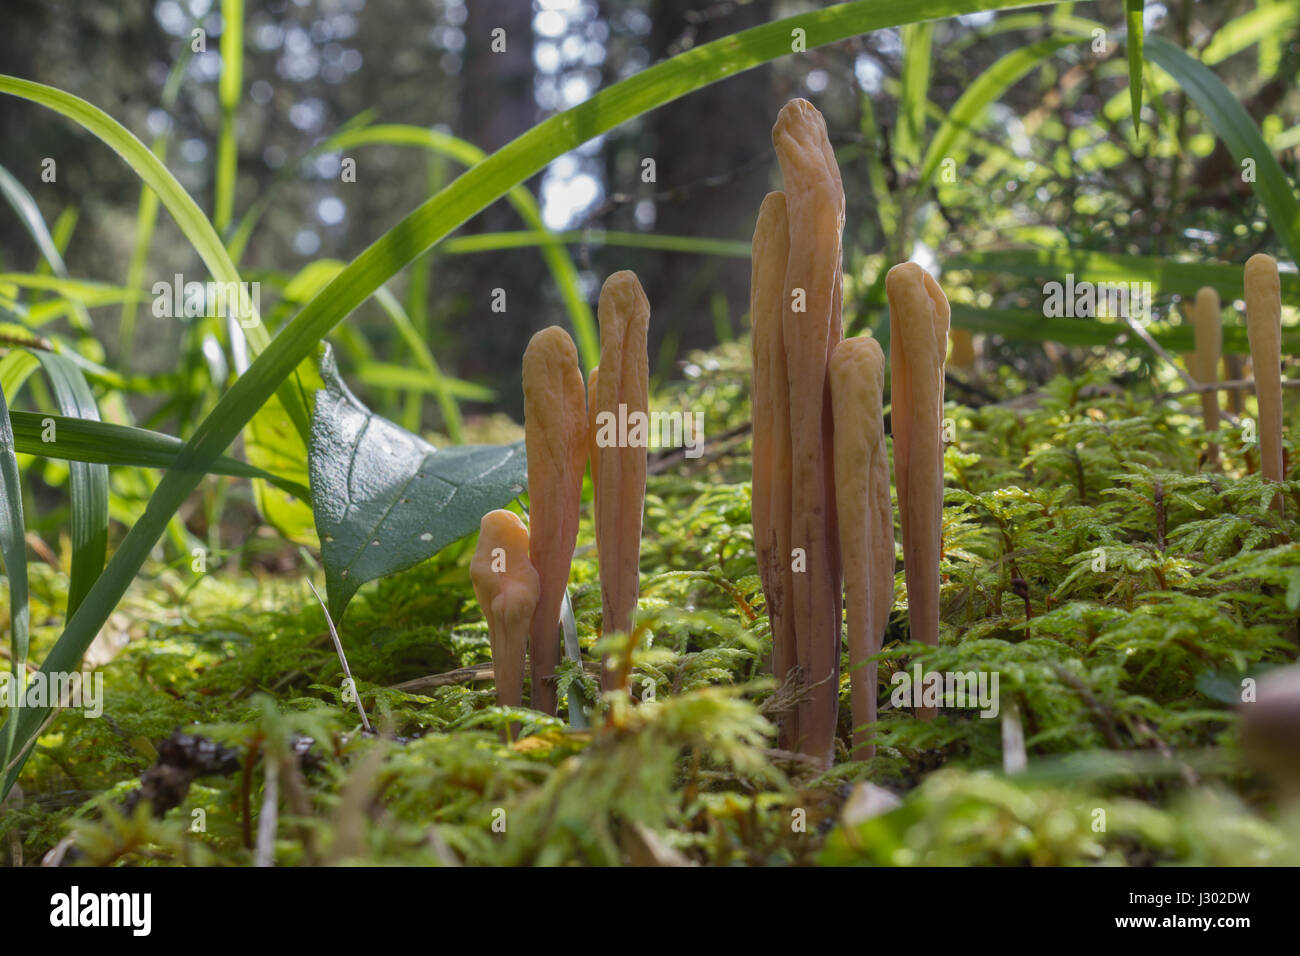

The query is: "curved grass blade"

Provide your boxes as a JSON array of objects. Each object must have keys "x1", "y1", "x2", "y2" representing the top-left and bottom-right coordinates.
[
  {"x1": 1102, "y1": 2, "x2": 1300, "y2": 124},
  {"x1": 0, "y1": 76, "x2": 308, "y2": 438},
  {"x1": 1144, "y1": 35, "x2": 1300, "y2": 263},
  {"x1": 0, "y1": 165, "x2": 92, "y2": 332},
  {"x1": 439, "y1": 229, "x2": 751, "y2": 258},
  {"x1": 921, "y1": 35, "x2": 1079, "y2": 183},
  {"x1": 896, "y1": 22, "x2": 934, "y2": 169},
  {"x1": 0, "y1": 0, "x2": 1063, "y2": 797},
  {"x1": 329, "y1": 125, "x2": 600, "y2": 369},
  {"x1": 8, "y1": 410, "x2": 309, "y2": 498},
  {"x1": 31, "y1": 352, "x2": 107, "y2": 617}
]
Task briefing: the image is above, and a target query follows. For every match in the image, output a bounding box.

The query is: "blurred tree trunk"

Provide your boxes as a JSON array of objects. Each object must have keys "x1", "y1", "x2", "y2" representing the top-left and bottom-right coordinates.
[
  {"x1": 639, "y1": 0, "x2": 776, "y2": 367},
  {"x1": 455, "y1": 0, "x2": 540, "y2": 400}
]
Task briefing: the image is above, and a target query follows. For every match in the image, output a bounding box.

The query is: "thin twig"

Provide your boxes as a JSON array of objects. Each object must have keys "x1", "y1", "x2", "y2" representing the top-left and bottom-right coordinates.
[
  {"x1": 1163, "y1": 377, "x2": 1300, "y2": 398},
  {"x1": 254, "y1": 756, "x2": 279, "y2": 867},
  {"x1": 389, "y1": 660, "x2": 602, "y2": 695},
  {"x1": 306, "y1": 579, "x2": 371, "y2": 733},
  {"x1": 1121, "y1": 313, "x2": 1240, "y2": 426}
]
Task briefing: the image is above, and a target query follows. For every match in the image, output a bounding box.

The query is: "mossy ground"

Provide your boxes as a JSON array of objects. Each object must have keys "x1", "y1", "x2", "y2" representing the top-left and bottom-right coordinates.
[{"x1": 4, "y1": 342, "x2": 1299, "y2": 866}]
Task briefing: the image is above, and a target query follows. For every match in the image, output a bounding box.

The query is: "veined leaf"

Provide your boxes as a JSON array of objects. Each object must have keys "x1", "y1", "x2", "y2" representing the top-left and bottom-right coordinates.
[{"x1": 309, "y1": 352, "x2": 526, "y2": 618}]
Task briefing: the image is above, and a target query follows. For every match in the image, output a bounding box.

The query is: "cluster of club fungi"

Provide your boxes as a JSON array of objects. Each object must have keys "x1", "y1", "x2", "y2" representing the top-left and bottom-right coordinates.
[
  {"x1": 472, "y1": 271, "x2": 649, "y2": 723},
  {"x1": 470, "y1": 98, "x2": 1292, "y2": 768}
]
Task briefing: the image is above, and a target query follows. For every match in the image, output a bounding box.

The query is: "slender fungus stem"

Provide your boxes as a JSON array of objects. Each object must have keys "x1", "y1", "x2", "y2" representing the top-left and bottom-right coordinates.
[
  {"x1": 750, "y1": 191, "x2": 800, "y2": 750},
  {"x1": 1189, "y1": 287, "x2": 1222, "y2": 466},
  {"x1": 887, "y1": 262, "x2": 949, "y2": 720},
  {"x1": 470, "y1": 510, "x2": 540, "y2": 715},
  {"x1": 1245, "y1": 253, "x2": 1284, "y2": 515},
  {"x1": 774, "y1": 99, "x2": 845, "y2": 766},
  {"x1": 587, "y1": 366, "x2": 600, "y2": 530},
  {"x1": 830, "y1": 337, "x2": 893, "y2": 759},
  {"x1": 592, "y1": 271, "x2": 650, "y2": 692},
  {"x1": 523, "y1": 327, "x2": 588, "y2": 715}
]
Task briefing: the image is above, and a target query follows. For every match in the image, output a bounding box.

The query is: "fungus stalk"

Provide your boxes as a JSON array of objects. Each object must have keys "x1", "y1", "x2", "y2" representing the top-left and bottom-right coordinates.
[
  {"x1": 830, "y1": 337, "x2": 893, "y2": 759},
  {"x1": 887, "y1": 262, "x2": 950, "y2": 719},
  {"x1": 592, "y1": 271, "x2": 649, "y2": 691},
  {"x1": 1188, "y1": 287, "x2": 1222, "y2": 466},
  {"x1": 522, "y1": 327, "x2": 588, "y2": 715},
  {"x1": 750, "y1": 191, "x2": 799, "y2": 749},
  {"x1": 774, "y1": 98, "x2": 845, "y2": 764},
  {"x1": 1245, "y1": 253, "x2": 1284, "y2": 514},
  {"x1": 470, "y1": 510, "x2": 540, "y2": 716}
]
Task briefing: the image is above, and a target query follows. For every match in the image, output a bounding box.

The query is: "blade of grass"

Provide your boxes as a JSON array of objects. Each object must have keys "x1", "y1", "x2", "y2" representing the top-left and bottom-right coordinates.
[
  {"x1": 920, "y1": 35, "x2": 1080, "y2": 183},
  {"x1": 0, "y1": 0, "x2": 1066, "y2": 798},
  {"x1": 8, "y1": 410, "x2": 310, "y2": 498},
  {"x1": 438, "y1": 229, "x2": 751, "y2": 257},
  {"x1": 0, "y1": 385, "x2": 28, "y2": 774},
  {"x1": 895, "y1": 21, "x2": 934, "y2": 170},
  {"x1": 30, "y1": 352, "x2": 107, "y2": 617},
  {"x1": 328, "y1": 125, "x2": 600, "y2": 369},
  {"x1": 1126, "y1": 0, "x2": 1145, "y2": 136},
  {"x1": 215, "y1": 0, "x2": 244, "y2": 235},
  {"x1": 0, "y1": 75, "x2": 309, "y2": 440},
  {"x1": 1144, "y1": 35, "x2": 1300, "y2": 263},
  {"x1": 950, "y1": 248, "x2": 1300, "y2": 300},
  {"x1": 0, "y1": 165, "x2": 93, "y2": 332}
]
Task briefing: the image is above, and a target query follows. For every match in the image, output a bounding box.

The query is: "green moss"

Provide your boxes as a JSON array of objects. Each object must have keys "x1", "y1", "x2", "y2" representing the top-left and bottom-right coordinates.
[{"x1": 4, "y1": 344, "x2": 1298, "y2": 866}]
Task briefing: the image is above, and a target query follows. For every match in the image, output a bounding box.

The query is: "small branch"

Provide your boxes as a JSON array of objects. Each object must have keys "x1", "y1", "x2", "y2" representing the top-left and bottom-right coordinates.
[
  {"x1": 1163, "y1": 377, "x2": 1300, "y2": 398},
  {"x1": 0, "y1": 331, "x2": 53, "y2": 351},
  {"x1": 1121, "y1": 313, "x2": 1240, "y2": 426},
  {"x1": 389, "y1": 660, "x2": 601, "y2": 695}
]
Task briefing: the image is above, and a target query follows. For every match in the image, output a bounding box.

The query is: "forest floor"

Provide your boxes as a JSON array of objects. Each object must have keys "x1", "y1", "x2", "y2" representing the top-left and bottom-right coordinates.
[{"x1": 4, "y1": 342, "x2": 1299, "y2": 866}]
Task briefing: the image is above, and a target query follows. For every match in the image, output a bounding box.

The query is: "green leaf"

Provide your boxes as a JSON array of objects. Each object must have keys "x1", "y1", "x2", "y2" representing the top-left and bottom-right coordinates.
[
  {"x1": 327, "y1": 124, "x2": 600, "y2": 370},
  {"x1": 0, "y1": 75, "x2": 310, "y2": 440},
  {"x1": 309, "y1": 351, "x2": 526, "y2": 619},
  {"x1": 438, "y1": 229, "x2": 751, "y2": 258},
  {"x1": 0, "y1": 0, "x2": 1066, "y2": 798},
  {"x1": 8, "y1": 410, "x2": 308, "y2": 498},
  {"x1": 30, "y1": 352, "x2": 107, "y2": 617},
  {"x1": 0, "y1": 165, "x2": 93, "y2": 331},
  {"x1": 896, "y1": 22, "x2": 934, "y2": 169},
  {"x1": 1126, "y1": 0, "x2": 1145, "y2": 136},
  {"x1": 0, "y1": 384, "x2": 28, "y2": 773},
  {"x1": 1144, "y1": 35, "x2": 1300, "y2": 263},
  {"x1": 215, "y1": 0, "x2": 244, "y2": 235},
  {"x1": 950, "y1": 247, "x2": 1300, "y2": 301}
]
